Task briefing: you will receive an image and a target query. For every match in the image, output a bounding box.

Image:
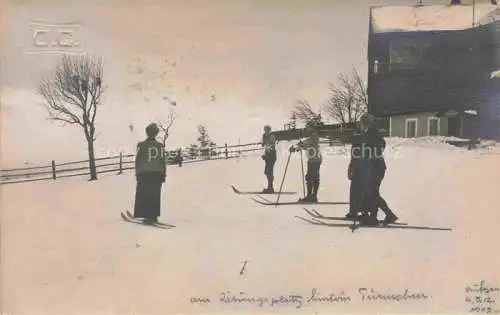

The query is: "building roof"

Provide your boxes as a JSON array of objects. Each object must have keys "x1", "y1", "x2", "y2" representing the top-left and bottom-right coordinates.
[
  {"x1": 370, "y1": 4, "x2": 500, "y2": 34},
  {"x1": 383, "y1": 108, "x2": 479, "y2": 117}
]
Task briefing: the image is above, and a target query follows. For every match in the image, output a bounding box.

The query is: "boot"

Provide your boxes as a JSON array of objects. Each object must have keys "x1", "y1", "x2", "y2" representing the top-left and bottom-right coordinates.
[
  {"x1": 311, "y1": 182, "x2": 319, "y2": 203},
  {"x1": 378, "y1": 199, "x2": 398, "y2": 225},
  {"x1": 298, "y1": 182, "x2": 313, "y2": 203},
  {"x1": 359, "y1": 211, "x2": 378, "y2": 226},
  {"x1": 268, "y1": 176, "x2": 274, "y2": 192},
  {"x1": 143, "y1": 217, "x2": 158, "y2": 225},
  {"x1": 262, "y1": 187, "x2": 274, "y2": 193},
  {"x1": 383, "y1": 210, "x2": 398, "y2": 225},
  {"x1": 345, "y1": 211, "x2": 359, "y2": 219},
  {"x1": 262, "y1": 176, "x2": 274, "y2": 193}
]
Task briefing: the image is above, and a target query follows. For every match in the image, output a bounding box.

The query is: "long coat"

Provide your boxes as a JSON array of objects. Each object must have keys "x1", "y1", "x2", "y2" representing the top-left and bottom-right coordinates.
[
  {"x1": 348, "y1": 128, "x2": 387, "y2": 213},
  {"x1": 348, "y1": 128, "x2": 386, "y2": 182},
  {"x1": 133, "y1": 138, "x2": 166, "y2": 219},
  {"x1": 135, "y1": 139, "x2": 167, "y2": 175}
]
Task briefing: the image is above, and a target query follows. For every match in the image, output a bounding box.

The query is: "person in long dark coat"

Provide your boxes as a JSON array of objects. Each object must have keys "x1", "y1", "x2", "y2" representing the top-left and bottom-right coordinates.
[
  {"x1": 346, "y1": 113, "x2": 398, "y2": 225},
  {"x1": 346, "y1": 130, "x2": 363, "y2": 218},
  {"x1": 133, "y1": 123, "x2": 166, "y2": 224},
  {"x1": 261, "y1": 125, "x2": 277, "y2": 193}
]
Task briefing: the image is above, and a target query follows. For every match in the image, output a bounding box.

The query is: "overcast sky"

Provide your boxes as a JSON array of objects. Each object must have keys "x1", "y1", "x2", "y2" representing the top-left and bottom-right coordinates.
[
  {"x1": 2, "y1": 0, "x2": 490, "y2": 98},
  {"x1": 4, "y1": 0, "x2": 476, "y2": 93}
]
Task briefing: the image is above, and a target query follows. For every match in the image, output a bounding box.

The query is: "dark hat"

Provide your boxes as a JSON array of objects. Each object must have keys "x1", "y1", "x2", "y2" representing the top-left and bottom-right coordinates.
[{"x1": 146, "y1": 123, "x2": 159, "y2": 138}]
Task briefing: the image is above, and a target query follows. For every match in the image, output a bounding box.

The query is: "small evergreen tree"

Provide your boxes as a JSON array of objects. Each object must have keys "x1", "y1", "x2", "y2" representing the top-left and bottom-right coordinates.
[
  {"x1": 290, "y1": 112, "x2": 297, "y2": 129},
  {"x1": 197, "y1": 125, "x2": 213, "y2": 159}
]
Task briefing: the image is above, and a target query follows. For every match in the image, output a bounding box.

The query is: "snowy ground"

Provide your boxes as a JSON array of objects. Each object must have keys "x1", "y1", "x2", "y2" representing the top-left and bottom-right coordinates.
[{"x1": 1, "y1": 139, "x2": 500, "y2": 314}]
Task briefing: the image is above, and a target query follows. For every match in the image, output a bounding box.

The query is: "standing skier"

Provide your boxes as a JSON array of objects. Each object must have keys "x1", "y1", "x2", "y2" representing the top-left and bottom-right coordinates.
[
  {"x1": 261, "y1": 125, "x2": 277, "y2": 193},
  {"x1": 347, "y1": 113, "x2": 398, "y2": 225},
  {"x1": 133, "y1": 123, "x2": 167, "y2": 224},
  {"x1": 289, "y1": 121, "x2": 322, "y2": 203},
  {"x1": 174, "y1": 148, "x2": 183, "y2": 167},
  {"x1": 346, "y1": 129, "x2": 363, "y2": 218}
]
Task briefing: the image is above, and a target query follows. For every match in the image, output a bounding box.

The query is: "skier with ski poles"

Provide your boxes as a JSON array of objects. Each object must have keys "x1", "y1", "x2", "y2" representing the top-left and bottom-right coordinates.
[
  {"x1": 261, "y1": 125, "x2": 277, "y2": 193},
  {"x1": 289, "y1": 121, "x2": 322, "y2": 203},
  {"x1": 346, "y1": 113, "x2": 398, "y2": 225}
]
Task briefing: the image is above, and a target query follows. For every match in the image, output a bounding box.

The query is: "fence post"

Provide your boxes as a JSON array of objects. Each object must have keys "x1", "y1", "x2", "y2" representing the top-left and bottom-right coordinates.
[
  {"x1": 225, "y1": 143, "x2": 228, "y2": 159},
  {"x1": 51, "y1": 160, "x2": 56, "y2": 180},
  {"x1": 118, "y1": 152, "x2": 123, "y2": 174}
]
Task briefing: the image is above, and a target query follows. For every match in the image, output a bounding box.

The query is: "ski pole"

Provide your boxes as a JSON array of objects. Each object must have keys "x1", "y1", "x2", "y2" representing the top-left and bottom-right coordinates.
[
  {"x1": 275, "y1": 150, "x2": 292, "y2": 207},
  {"x1": 300, "y1": 149, "x2": 306, "y2": 198}
]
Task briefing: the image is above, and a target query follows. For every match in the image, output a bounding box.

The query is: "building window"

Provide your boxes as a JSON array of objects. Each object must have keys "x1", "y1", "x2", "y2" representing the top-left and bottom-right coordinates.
[
  {"x1": 428, "y1": 117, "x2": 440, "y2": 136},
  {"x1": 389, "y1": 39, "x2": 432, "y2": 71},
  {"x1": 405, "y1": 118, "x2": 418, "y2": 138}
]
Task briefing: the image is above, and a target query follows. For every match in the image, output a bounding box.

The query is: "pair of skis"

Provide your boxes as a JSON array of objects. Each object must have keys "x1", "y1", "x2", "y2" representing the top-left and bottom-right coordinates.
[
  {"x1": 120, "y1": 211, "x2": 175, "y2": 230},
  {"x1": 233, "y1": 185, "x2": 452, "y2": 232},
  {"x1": 296, "y1": 208, "x2": 452, "y2": 232},
  {"x1": 231, "y1": 185, "x2": 349, "y2": 206},
  {"x1": 251, "y1": 195, "x2": 349, "y2": 206}
]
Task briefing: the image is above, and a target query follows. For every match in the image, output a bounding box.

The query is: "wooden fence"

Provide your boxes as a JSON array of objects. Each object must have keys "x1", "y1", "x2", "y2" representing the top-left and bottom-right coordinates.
[
  {"x1": 0, "y1": 126, "x2": 371, "y2": 185},
  {"x1": 0, "y1": 142, "x2": 262, "y2": 185}
]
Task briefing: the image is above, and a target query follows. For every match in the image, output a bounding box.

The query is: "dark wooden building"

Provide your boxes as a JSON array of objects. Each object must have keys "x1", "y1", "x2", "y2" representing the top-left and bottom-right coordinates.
[{"x1": 367, "y1": 2, "x2": 500, "y2": 140}]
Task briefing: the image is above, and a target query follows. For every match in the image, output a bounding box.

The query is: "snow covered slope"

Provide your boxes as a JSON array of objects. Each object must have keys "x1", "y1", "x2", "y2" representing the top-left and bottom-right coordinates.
[{"x1": 1, "y1": 140, "x2": 499, "y2": 314}]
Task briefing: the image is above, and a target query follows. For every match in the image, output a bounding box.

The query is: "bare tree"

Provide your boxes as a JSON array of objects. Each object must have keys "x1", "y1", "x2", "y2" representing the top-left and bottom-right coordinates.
[
  {"x1": 157, "y1": 107, "x2": 179, "y2": 147},
  {"x1": 291, "y1": 100, "x2": 322, "y2": 126},
  {"x1": 37, "y1": 54, "x2": 105, "y2": 181},
  {"x1": 324, "y1": 67, "x2": 367, "y2": 124}
]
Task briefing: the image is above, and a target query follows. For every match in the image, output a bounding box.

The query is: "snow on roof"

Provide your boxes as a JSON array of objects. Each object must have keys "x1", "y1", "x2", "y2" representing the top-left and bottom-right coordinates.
[
  {"x1": 491, "y1": 70, "x2": 500, "y2": 78},
  {"x1": 464, "y1": 109, "x2": 478, "y2": 115},
  {"x1": 371, "y1": 4, "x2": 500, "y2": 33}
]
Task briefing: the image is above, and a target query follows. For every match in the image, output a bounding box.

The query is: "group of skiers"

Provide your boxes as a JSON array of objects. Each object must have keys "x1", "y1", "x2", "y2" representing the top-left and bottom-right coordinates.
[
  {"x1": 131, "y1": 112, "x2": 398, "y2": 226},
  {"x1": 261, "y1": 113, "x2": 398, "y2": 226}
]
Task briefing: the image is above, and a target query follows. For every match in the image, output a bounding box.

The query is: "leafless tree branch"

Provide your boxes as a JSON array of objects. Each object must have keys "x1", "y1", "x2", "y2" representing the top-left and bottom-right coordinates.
[
  {"x1": 158, "y1": 107, "x2": 179, "y2": 146},
  {"x1": 324, "y1": 67, "x2": 367, "y2": 124},
  {"x1": 36, "y1": 54, "x2": 105, "y2": 180},
  {"x1": 291, "y1": 100, "x2": 322, "y2": 126}
]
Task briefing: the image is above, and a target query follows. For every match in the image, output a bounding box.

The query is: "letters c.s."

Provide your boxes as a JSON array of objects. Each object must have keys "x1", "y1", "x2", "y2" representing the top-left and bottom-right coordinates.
[{"x1": 32, "y1": 27, "x2": 80, "y2": 48}]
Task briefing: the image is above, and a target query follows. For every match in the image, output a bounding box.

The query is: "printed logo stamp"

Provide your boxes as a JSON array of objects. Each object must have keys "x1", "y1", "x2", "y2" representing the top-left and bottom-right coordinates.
[{"x1": 24, "y1": 21, "x2": 83, "y2": 54}]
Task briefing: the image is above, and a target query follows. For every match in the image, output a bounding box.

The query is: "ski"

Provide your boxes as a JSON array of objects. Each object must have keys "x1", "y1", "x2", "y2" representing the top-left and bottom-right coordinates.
[
  {"x1": 250, "y1": 195, "x2": 349, "y2": 206},
  {"x1": 124, "y1": 210, "x2": 175, "y2": 227},
  {"x1": 231, "y1": 185, "x2": 296, "y2": 195},
  {"x1": 303, "y1": 208, "x2": 408, "y2": 226},
  {"x1": 121, "y1": 212, "x2": 175, "y2": 229},
  {"x1": 295, "y1": 216, "x2": 452, "y2": 231}
]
